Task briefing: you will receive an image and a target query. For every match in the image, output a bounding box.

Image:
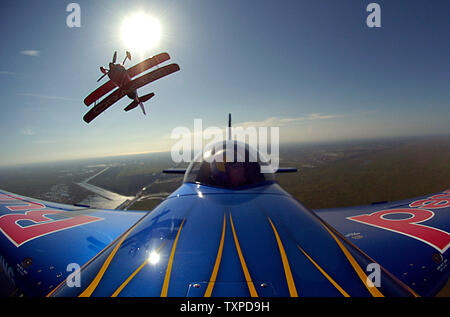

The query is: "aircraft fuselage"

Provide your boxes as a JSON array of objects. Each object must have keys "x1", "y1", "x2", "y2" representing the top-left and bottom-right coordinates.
[
  {"x1": 50, "y1": 181, "x2": 416, "y2": 297},
  {"x1": 107, "y1": 63, "x2": 137, "y2": 100}
]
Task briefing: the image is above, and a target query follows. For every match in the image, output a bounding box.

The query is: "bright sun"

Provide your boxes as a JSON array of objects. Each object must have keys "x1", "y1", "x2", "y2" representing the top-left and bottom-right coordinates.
[{"x1": 121, "y1": 12, "x2": 161, "y2": 55}]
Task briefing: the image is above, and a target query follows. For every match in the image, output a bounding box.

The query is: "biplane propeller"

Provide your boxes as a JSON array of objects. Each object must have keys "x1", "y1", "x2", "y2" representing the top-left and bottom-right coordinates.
[{"x1": 97, "y1": 51, "x2": 132, "y2": 82}]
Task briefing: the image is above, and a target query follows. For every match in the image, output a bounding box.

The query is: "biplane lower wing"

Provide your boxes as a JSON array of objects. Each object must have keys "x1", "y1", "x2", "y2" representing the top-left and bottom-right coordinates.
[
  {"x1": 83, "y1": 88, "x2": 127, "y2": 123},
  {"x1": 313, "y1": 189, "x2": 450, "y2": 296}
]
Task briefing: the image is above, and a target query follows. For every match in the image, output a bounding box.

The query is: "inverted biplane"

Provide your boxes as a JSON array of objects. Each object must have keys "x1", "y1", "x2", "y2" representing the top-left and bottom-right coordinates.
[{"x1": 82, "y1": 51, "x2": 180, "y2": 123}]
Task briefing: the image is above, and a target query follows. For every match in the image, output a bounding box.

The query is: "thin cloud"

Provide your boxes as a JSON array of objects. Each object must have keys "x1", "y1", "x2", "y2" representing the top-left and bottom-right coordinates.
[
  {"x1": 0, "y1": 71, "x2": 14, "y2": 75},
  {"x1": 34, "y1": 140, "x2": 55, "y2": 144},
  {"x1": 18, "y1": 93, "x2": 75, "y2": 101},
  {"x1": 238, "y1": 114, "x2": 341, "y2": 128},
  {"x1": 21, "y1": 128, "x2": 35, "y2": 136},
  {"x1": 20, "y1": 50, "x2": 40, "y2": 57}
]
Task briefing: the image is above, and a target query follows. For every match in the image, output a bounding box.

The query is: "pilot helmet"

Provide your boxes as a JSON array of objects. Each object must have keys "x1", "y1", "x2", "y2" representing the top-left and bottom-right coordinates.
[
  {"x1": 210, "y1": 152, "x2": 229, "y2": 186},
  {"x1": 210, "y1": 148, "x2": 247, "y2": 185}
]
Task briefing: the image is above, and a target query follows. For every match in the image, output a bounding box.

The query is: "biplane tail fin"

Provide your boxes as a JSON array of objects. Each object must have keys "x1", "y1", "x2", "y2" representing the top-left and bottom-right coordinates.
[{"x1": 124, "y1": 92, "x2": 155, "y2": 113}]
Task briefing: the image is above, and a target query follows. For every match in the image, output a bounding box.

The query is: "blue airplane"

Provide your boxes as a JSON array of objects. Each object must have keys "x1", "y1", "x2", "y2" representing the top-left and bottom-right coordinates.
[{"x1": 0, "y1": 117, "x2": 448, "y2": 297}]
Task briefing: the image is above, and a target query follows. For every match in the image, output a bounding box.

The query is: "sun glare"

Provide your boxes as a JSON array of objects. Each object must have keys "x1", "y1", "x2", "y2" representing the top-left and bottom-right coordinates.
[
  {"x1": 121, "y1": 12, "x2": 161, "y2": 55},
  {"x1": 148, "y1": 251, "x2": 160, "y2": 265}
]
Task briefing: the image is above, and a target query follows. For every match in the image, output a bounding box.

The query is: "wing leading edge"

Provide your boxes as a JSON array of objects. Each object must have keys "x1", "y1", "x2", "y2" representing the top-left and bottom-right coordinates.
[
  {"x1": 313, "y1": 189, "x2": 450, "y2": 296},
  {"x1": 0, "y1": 189, "x2": 147, "y2": 296}
]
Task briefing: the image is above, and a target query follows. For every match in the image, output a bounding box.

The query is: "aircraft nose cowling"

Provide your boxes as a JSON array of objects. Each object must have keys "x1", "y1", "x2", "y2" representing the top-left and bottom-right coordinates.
[{"x1": 50, "y1": 183, "x2": 415, "y2": 297}]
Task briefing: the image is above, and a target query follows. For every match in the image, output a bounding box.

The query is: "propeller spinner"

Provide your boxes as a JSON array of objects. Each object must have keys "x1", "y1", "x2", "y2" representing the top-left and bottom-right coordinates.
[{"x1": 97, "y1": 51, "x2": 129, "y2": 82}]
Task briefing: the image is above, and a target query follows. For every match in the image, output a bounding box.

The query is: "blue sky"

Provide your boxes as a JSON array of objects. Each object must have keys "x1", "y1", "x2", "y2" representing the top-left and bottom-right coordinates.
[{"x1": 0, "y1": 0, "x2": 448, "y2": 166}]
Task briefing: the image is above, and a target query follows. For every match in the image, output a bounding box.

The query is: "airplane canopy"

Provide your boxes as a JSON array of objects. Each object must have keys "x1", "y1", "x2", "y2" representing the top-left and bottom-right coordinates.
[{"x1": 183, "y1": 141, "x2": 275, "y2": 189}]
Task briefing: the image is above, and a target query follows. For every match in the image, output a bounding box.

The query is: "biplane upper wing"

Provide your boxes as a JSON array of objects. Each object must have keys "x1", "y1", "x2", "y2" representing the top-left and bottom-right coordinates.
[
  {"x1": 126, "y1": 52, "x2": 170, "y2": 79},
  {"x1": 313, "y1": 189, "x2": 450, "y2": 296},
  {"x1": 128, "y1": 63, "x2": 180, "y2": 91},
  {"x1": 0, "y1": 189, "x2": 147, "y2": 296},
  {"x1": 83, "y1": 53, "x2": 171, "y2": 107}
]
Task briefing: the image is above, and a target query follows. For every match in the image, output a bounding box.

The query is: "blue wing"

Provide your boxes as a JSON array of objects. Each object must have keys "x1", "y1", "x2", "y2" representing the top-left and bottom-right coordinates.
[
  {"x1": 0, "y1": 189, "x2": 147, "y2": 296},
  {"x1": 313, "y1": 189, "x2": 450, "y2": 296},
  {"x1": 3, "y1": 183, "x2": 448, "y2": 297}
]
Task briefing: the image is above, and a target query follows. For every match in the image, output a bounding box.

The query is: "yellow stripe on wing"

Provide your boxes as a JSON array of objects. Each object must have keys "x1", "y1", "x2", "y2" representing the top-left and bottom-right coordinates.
[
  {"x1": 267, "y1": 217, "x2": 298, "y2": 297},
  {"x1": 111, "y1": 240, "x2": 167, "y2": 297},
  {"x1": 204, "y1": 213, "x2": 226, "y2": 297},
  {"x1": 160, "y1": 218, "x2": 186, "y2": 297},
  {"x1": 321, "y1": 223, "x2": 384, "y2": 297},
  {"x1": 79, "y1": 222, "x2": 140, "y2": 297},
  {"x1": 229, "y1": 213, "x2": 258, "y2": 297},
  {"x1": 297, "y1": 245, "x2": 350, "y2": 297}
]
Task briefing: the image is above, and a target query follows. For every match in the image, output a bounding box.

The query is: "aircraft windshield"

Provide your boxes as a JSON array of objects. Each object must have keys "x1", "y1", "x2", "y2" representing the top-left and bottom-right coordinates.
[{"x1": 183, "y1": 141, "x2": 275, "y2": 189}]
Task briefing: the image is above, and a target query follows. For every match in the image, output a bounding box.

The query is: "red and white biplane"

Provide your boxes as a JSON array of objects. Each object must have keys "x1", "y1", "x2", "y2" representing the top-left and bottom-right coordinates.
[{"x1": 83, "y1": 51, "x2": 179, "y2": 123}]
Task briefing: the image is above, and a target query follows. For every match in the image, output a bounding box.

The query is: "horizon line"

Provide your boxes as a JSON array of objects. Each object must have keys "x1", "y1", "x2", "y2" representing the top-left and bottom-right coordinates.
[{"x1": 1, "y1": 133, "x2": 448, "y2": 169}]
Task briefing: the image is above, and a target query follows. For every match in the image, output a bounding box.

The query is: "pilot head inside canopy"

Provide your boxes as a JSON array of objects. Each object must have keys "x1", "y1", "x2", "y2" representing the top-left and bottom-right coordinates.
[{"x1": 183, "y1": 141, "x2": 274, "y2": 189}]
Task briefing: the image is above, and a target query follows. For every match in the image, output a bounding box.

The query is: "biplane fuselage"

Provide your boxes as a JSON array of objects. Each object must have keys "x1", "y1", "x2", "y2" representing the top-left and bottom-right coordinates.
[{"x1": 107, "y1": 63, "x2": 136, "y2": 99}]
